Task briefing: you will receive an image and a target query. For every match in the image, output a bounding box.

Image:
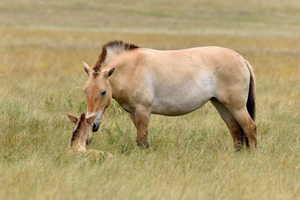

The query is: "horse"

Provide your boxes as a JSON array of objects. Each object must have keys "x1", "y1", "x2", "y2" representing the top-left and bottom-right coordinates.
[
  {"x1": 82, "y1": 40, "x2": 257, "y2": 151},
  {"x1": 66, "y1": 112, "x2": 113, "y2": 157}
]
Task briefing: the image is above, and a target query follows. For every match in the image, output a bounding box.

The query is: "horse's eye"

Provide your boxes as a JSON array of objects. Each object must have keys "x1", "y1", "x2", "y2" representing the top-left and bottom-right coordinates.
[{"x1": 100, "y1": 90, "x2": 107, "y2": 96}]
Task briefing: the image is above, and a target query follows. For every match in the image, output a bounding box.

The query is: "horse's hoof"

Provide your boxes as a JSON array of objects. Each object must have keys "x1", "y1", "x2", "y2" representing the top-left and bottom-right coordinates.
[{"x1": 137, "y1": 141, "x2": 150, "y2": 148}]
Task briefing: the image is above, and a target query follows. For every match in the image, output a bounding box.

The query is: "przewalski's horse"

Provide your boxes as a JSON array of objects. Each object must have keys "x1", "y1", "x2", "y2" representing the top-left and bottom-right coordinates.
[
  {"x1": 66, "y1": 112, "x2": 96, "y2": 152},
  {"x1": 82, "y1": 40, "x2": 257, "y2": 151},
  {"x1": 66, "y1": 112, "x2": 113, "y2": 157}
]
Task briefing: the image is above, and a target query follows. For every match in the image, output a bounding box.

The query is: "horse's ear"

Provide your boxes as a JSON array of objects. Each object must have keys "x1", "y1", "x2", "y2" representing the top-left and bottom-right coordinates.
[
  {"x1": 82, "y1": 61, "x2": 93, "y2": 76},
  {"x1": 86, "y1": 114, "x2": 97, "y2": 125},
  {"x1": 66, "y1": 113, "x2": 79, "y2": 124},
  {"x1": 104, "y1": 68, "x2": 115, "y2": 79}
]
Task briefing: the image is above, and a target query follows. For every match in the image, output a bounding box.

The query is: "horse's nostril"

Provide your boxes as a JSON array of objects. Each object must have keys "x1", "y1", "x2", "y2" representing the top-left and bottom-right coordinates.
[{"x1": 92, "y1": 123, "x2": 100, "y2": 132}]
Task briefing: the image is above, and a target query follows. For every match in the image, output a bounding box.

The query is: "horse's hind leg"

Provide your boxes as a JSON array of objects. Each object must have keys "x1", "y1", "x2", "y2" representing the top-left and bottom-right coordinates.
[
  {"x1": 210, "y1": 98, "x2": 244, "y2": 151},
  {"x1": 229, "y1": 107, "x2": 257, "y2": 151}
]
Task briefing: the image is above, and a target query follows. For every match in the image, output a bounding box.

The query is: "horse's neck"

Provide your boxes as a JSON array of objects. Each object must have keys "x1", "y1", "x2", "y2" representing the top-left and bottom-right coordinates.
[
  {"x1": 69, "y1": 137, "x2": 86, "y2": 152},
  {"x1": 106, "y1": 58, "x2": 133, "y2": 101},
  {"x1": 69, "y1": 143, "x2": 86, "y2": 152}
]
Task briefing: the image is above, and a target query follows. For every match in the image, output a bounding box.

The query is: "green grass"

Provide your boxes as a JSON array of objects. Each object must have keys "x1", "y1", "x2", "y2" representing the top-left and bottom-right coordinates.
[{"x1": 1, "y1": 0, "x2": 300, "y2": 199}]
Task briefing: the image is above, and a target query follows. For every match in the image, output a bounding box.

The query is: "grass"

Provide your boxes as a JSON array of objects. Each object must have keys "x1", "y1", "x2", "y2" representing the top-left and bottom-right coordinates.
[{"x1": 0, "y1": 0, "x2": 300, "y2": 199}]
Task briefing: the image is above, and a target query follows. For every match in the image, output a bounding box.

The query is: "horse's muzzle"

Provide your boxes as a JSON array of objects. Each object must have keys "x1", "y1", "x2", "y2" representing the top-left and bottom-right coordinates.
[
  {"x1": 92, "y1": 122, "x2": 100, "y2": 132},
  {"x1": 89, "y1": 111, "x2": 102, "y2": 132}
]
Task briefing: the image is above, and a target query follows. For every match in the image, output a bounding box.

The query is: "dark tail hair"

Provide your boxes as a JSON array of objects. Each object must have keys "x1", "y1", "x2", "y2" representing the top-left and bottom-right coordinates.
[{"x1": 242, "y1": 61, "x2": 256, "y2": 147}]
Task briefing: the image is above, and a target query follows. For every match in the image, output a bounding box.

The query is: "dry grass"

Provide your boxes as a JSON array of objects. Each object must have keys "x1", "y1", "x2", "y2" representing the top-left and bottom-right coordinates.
[
  {"x1": 0, "y1": 1, "x2": 300, "y2": 200},
  {"x1": 1, "y1": 0, "x2": 300, "y2": 37}
]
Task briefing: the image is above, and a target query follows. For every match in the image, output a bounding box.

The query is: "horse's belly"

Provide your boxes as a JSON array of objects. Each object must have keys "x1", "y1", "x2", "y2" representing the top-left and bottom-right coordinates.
[
  {"x1": 151, "y1": 91, "x2": 211, "y2": 116},
  {"x1": 149, "y1": 72, "x2": 214, "y2": 116}
]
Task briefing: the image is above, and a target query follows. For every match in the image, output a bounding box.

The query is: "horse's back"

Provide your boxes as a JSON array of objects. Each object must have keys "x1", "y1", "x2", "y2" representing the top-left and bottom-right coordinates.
[
  {"x1": 141, "y1": 46, "x2": 249, "y2": 90},
  {"x1": 140, "y1": 46, "x2": 247, "y2": 75}
]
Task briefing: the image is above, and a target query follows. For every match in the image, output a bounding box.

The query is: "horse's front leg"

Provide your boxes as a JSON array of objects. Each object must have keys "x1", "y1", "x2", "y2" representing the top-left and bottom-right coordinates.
[{"x1": 134, "y1": 105, "x2": 151, "y2": 147}]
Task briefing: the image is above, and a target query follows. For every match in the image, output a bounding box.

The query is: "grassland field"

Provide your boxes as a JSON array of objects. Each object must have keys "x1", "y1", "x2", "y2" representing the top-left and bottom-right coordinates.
[{"x1": 0, "y1": 0, "x2": 300, "y2": 200}]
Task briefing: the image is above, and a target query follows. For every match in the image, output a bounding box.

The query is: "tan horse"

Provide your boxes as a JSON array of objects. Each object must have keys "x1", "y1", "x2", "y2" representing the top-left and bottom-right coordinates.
[
  {"x1": 82, "y1": 40, "x2": 257, "y2": 151},
  {"x1": 66, "y1": 112, "x2": 113, "y2": 157}
]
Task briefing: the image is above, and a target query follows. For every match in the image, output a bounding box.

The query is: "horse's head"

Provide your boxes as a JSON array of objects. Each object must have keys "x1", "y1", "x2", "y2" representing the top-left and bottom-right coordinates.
[
  {"x1": 66, "y1": 113, "x2": 97, "y2": 147},
  {"x1": 82, "y1": 62, "x2": 115, "y2": 132}
]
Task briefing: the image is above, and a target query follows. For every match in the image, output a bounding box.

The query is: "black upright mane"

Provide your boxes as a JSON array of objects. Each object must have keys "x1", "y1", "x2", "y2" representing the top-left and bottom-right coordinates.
[
  {"x1": 71, "y1": 113, "x2": 86, "y2": 142},
  {"x1": 93, "y1": 40, "x2": 140, "y2": 72}
]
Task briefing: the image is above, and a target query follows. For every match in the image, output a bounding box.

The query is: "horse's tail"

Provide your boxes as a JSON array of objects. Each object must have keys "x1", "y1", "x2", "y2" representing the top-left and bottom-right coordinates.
[
  {"x1": 245, "y1": 60, "x2": 256, "y2": 121},
  {"x1": 242, "y1": 60, "x2": 256, "y2": 146}
]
